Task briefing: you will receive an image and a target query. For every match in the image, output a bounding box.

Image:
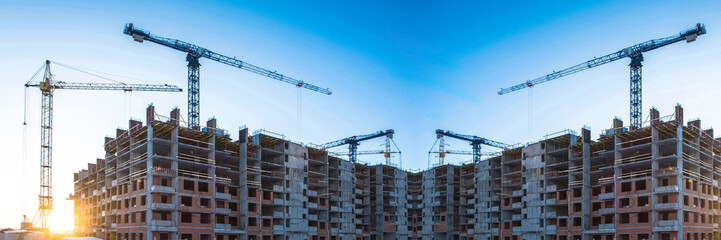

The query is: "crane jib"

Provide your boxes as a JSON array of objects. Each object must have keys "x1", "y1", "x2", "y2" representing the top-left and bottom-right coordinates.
[{"x1": 498, "y1": 23, "x2": 705, "y2": 96}]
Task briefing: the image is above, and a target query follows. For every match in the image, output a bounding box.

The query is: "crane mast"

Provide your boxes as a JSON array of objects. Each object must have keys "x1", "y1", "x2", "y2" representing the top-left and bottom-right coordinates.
[
  {"x1": 124, "y1": 23, "x2": 332, "y2": 128},
  {"x1": 498, "y1": 23, "x2": 706, "y2": 128},
  {"x1": 25, "y1": 60, "x2": 182, "y2": 232}
]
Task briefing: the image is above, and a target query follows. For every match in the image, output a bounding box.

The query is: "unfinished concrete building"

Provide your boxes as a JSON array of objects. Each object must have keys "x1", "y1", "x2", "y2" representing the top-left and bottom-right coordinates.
[{"x1": 74, "y1": 104, "x2": 721, "y2": 240}]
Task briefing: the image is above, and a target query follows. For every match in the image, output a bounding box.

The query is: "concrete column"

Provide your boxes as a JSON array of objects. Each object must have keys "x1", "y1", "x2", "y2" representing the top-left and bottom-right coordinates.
[
  {"x1": 582, "y1": 128, "x2": 591, "y2": 240},
  {"x1": 207, "y1": 119, "x2": 217, "y2": 219},
  {"x1": 170, "y1": 123, "x2": 179, "y2": 240},
  {"x1": 650, "y1": 116, "x2": 660, "y2": 240},
  {"x1": 145, "y1": 123, "x2": 154, "y2": 240},
  {"x1": 613, "y1": 119, "x2": 623, "y2": 240},
  {"x1": 238, "y1": 128, "x2": 248, "y2": 240},
  {"x1": 676, "y1": 121, "x2": 684, "y2": 240},
  {"x1": 447, "y1": 166, "x2": 454, "y2": 240}
]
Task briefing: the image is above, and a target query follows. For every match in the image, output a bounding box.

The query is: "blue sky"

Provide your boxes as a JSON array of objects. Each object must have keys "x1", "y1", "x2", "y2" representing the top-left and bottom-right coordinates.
[{"x1": 1, "y1": 0, "x2": 720, "y2": 231}]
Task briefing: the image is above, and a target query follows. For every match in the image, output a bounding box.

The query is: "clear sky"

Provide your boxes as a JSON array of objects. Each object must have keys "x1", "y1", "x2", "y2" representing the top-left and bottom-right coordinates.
[{"x1": 1, "y1": 0, "x2": 720, "y2": 232}]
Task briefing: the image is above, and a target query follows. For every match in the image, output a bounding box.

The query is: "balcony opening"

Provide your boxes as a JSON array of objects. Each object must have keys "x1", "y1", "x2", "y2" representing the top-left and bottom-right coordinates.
[
  {"x1": 621, "y1": 182, "x2": 632, "y2": 192},
  {"x1": 181, "y1": 212, "x2": 192, "y2": 223},
  {"x1": 635, "y1": 180, "x2": 646, "y2": 191},
  {"x1": 638, "y1": 196, "x2": 649, "y2": 207},
  {"x1": 660, "y1": 233, "x2": 670, "y2": 240},
  {"x1": 637, "y1": 212, "x2": 648, "y2": 223},
  {"x1": 198, "y1": 182, "x2": 209, "y2": 192},
  {"x1": 604, "y1": 184, "x2": 613, "y2": 193},
  {"x1": 573, "y1": 218, "x2": 581, "y2": 226},
  {"x1": 620, "y1": 213, "x2": 629, "y2": 224},
  {"x1": 181, "y1": 196, "x2": 192, "y2": 207},
  {"x1": 184, "y1": 180, "x2": 195, "y2": 191},
  {"x1": 620, "y1": 198, "x2": 630, "y2": 208},
  {"x1": 200, "y1": 213, "x2": 210, "y2": 224},
  {"x1": 248, "y1": 189, "x2": 257, "y2": 198}
]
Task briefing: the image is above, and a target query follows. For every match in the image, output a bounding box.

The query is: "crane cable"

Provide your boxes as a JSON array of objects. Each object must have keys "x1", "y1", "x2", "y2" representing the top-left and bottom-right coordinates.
[
  {"x1": 23, "y1": 87, "x2": 28, "y2": 216},
  {"x1": 51, "y1": 60, "x2": 169, "y2": 85},
  {"x1": 528, "y1": 87, "x2": 533, "y2": 142},
  {"x1": 23, "y1": 62, "x2": 45, "y2": 216},
  {"x1": 297, "y1": 87, "x2": 302, "y2": 143}
]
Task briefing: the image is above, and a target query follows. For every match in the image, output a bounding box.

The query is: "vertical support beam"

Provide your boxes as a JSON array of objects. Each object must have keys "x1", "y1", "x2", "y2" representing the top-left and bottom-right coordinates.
[
  {"x1": 582, "y1": 128, "x2": 591, "y2": 240},
  {"x1": 186, "y1": 53, "x2": 201, "y2": 129},
  {"x1": 650, "y1": 108, "x2": 660, "y2": 126},
  {"x1": 145, "y1": 121, "x2": 154, "y2": 240},
  {"x1": 146, "y1": 105, "x2": 155, "y2": 124},
  {"x1": 170, "y1": 122, "x2": 179, "y2": 240},
  {"x1": 629, "y1": 54, "x2": 644, "y2": 129},
  {"x1": 613, "y1": 119, "x2": 623, "y2": 239},
  {"x1": 673, "y1": 105, "x2": 684, "y2": 240},
  {"x1": 207, "y1": 118, "x2": 217, "y2": 229},
  {"x1": 650, "y1": 115, "x2": 660, "y2": 239},
  {"x1": 238, "y1": 127, "x2": 248, "y2": 240}
]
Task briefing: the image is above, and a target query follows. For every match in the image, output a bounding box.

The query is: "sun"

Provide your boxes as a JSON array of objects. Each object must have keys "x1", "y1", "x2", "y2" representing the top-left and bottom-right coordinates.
[{"x1": 48, "y1": 201, "x2": 74, "y2": 234}]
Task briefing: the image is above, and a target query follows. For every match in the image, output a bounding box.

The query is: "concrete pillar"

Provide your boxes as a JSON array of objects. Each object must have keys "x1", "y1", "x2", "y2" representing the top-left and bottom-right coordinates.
[
  {"x1": 145, "y1": 121, "x2": 154, "y2": 240},
  {"x1": 582, "y1": 128, "x2": 591, "y2": 240},
  {"x1": 146, "y1": 105, "x2": 155, "y2": 124},
  {"x1": 675, "y1": 104, "x2": 683, "y2": 124},
  {"x1": 613, "y1": 120, "x2": 623, "y2": 240},
  {"x1": 676, "y1": 122, "x2": 684, "y2": 240},
  {"x1": 651, "y1": 123, "x2": 659, "y2": 240},
  {"x1": 614, "y1": 118, "x2": 624, "y2": 135},
  {"x1": 170, "y1": 122, "x2": 179, "y2": 240},
  {"x1": 238, "y1": 128, "x2": 248, "y2": 240}
]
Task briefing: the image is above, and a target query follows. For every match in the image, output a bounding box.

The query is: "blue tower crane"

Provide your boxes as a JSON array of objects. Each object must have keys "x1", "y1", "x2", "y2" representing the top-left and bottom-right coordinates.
[
  {"x1": 498, "y1": 23, "x2": 706, "y2": 128},
  {"x1": 431, "y1": 129, "x2": 507, "y2": 165},
  {"x1": 124, "y1": 23, "x2": 332, "y2": 128},
  {"x1": 322, "y1": 130, "x2": 397, "y2": 164}
]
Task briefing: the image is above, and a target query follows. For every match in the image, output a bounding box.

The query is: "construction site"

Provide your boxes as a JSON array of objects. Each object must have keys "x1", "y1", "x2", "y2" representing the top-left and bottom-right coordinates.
[
  {"x1": 71, "y1": 103, "x2": 721, "y2": 240},
  {"x1": 9, "y1": 7, "x2": 719, "y2": 240}
]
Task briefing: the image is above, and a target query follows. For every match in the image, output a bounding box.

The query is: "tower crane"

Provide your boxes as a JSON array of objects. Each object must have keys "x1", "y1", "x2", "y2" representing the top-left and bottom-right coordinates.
[
  {"x1": 498, "y1": 23, "x2": 706, "y2": 129},
  {"x1": 24, "y1": 60, "x2": 183, "y2": 232},
  {"x1": 321, "y1": 130, "x2": 399, "y2": 165},
  {"x1": 430, "y1": 129, "x2": 507, "y2": 166},
  {"x1": 123, "y1": 23, "x2": 332, "y2": 128}
]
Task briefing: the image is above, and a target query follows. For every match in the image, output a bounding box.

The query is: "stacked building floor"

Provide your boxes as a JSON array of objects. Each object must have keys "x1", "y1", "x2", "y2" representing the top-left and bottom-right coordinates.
[{"x1": 73, "y1": 105, "x2": 721, "y2": 240}]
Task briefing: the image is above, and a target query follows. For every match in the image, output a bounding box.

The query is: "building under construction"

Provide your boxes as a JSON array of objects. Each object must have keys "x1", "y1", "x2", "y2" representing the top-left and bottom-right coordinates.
[{"x1": 73, "y1": 104, "x2": 721, "y2": 240}]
